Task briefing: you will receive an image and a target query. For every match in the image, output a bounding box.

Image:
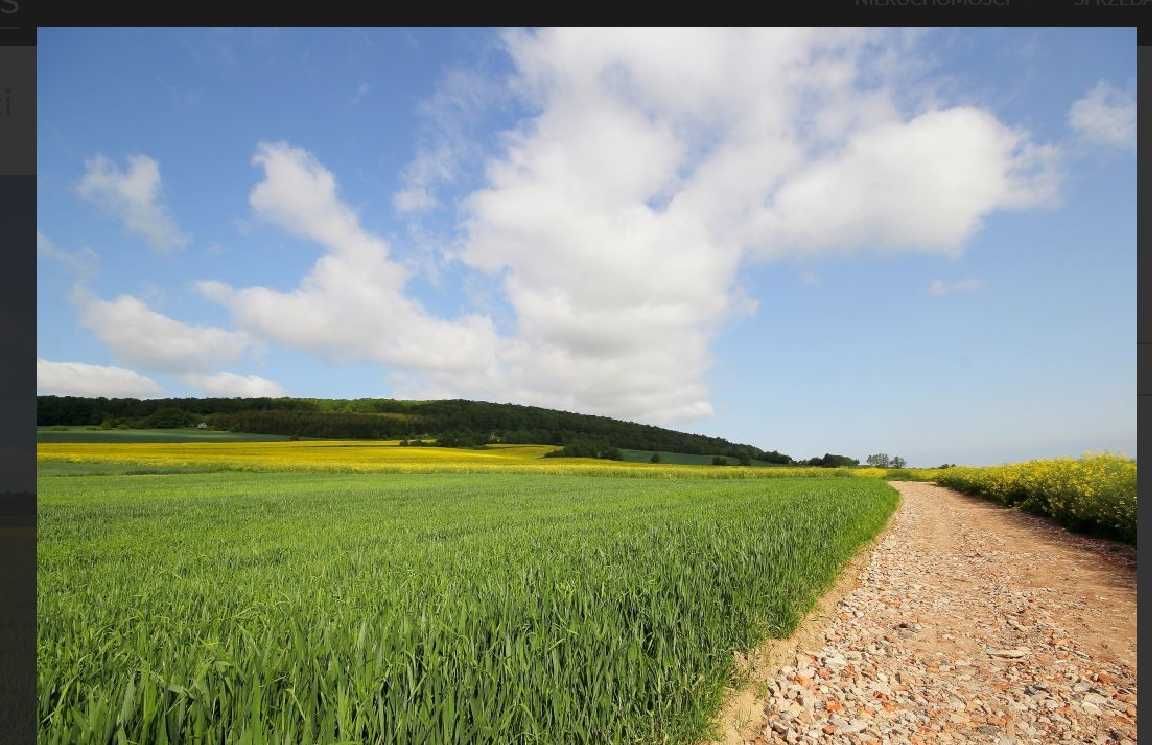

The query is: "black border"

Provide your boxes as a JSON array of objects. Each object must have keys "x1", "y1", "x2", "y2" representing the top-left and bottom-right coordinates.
[
  {"x1": 16, "y1": 2, "x2": 1152, "y2": 31},
  {"x1": 0, "y1": 1, "x2": 34, "y2": 739},
  {"x1": 1136, "y1": 39, "x2": 1149, "y2": 745}
]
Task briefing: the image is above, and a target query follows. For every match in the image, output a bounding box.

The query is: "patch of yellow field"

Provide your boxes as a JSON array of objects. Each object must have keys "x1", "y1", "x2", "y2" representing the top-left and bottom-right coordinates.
[
  {"x1": 37, "y1": 440, "x2": 946, "y2": 479},
  {"x1": 39, "y1": 441, "x2": 555, "y2": 472}
]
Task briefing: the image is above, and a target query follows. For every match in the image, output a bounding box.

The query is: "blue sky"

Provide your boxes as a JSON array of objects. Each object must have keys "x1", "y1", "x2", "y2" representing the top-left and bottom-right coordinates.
[{"x1": 37, "y1": 28, "x2": 1136, "y2": 466}]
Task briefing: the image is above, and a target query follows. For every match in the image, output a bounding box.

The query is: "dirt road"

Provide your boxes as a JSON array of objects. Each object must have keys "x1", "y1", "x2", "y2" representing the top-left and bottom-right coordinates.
[{"x1": 731, "y1": 480, "x2": 1137, "y2": 744}]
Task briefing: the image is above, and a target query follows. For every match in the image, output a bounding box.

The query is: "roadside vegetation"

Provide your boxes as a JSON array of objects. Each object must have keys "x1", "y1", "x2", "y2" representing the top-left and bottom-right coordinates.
[{"x1": 936, "y1": 453, "x2": 1136, "y2": 543}]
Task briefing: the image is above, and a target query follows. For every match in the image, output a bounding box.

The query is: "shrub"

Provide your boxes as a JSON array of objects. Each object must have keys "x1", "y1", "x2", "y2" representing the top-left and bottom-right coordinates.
[
  {"x1": 936, "y1": 454, "x2": 1136, "y2": 543},
  {"x1": 544, "y1": 440, "x2": 622, "y2": 460}
]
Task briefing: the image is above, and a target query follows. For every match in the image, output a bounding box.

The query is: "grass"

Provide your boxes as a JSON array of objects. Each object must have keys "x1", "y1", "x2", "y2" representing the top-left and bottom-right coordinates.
[
  {"x1": 38, "y1": 471, "x2": 898, "y2": 745},
  {"x1": 37, "y1": 427, "x2": 292, "y2": 443}
]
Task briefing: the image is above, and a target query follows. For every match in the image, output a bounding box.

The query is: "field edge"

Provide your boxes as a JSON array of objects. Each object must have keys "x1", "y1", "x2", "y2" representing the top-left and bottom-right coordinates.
[{"x1": 698, "y1": 484, "x2": 904, "y2": 745}]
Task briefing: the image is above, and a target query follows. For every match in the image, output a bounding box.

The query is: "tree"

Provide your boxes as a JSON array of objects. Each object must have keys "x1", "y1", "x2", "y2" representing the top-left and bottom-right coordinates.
[
  {"x1": 738, "y1": 454, "x2": 752, "y2": 466},
  {"x1": 145, "y1": 407, "x2": 192, "y2": 429},
  {"x1": 36, "y1": 394, "x2": 797, "y2": 461},
  {"x1": 711, "y1": 456, "x2": 727, "y2": 466},
  {"x1": 866, "y1": 453, "x2": 891, "y2": 467},
  {"x1": 809, "y1": 453, "x2": 859, "y2": 468},
  {"x1": 891, "y1": 456, "x2": 907, "y2": 468},
  {"x1": 650, "y1": 452, "x2": 662, "y2": 464}
]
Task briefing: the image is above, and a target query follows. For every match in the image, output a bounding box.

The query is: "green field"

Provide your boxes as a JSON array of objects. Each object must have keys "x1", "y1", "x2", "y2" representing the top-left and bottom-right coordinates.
[
  {"x1": 39, "y1": 470, "x2": 897, "y2": 745},
  {"x1": 36, "y1": 427, "x2": 291, "y2": 443}
]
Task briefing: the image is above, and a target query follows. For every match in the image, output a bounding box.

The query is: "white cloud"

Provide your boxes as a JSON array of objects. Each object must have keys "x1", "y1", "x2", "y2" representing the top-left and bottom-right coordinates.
[
  {"x1": 199, "y1": 142, "x2": 499, "y2": 373},
  {"x1": 205, "y1": 30, "x2": 1059, "y2": 424},
  {"x1": 391, "y1": 68, "x2": 505, "y2": 215},
  {"x1": 37, "y1": 359, "x2": 165, "y2": 398},
  {"x1": 75, "y1": 290, "x2": 254, "y2": 373},
  {"x1": 351, "y1": 81, "x2": 372, "y2": 104},
  {"x1": 75, "y1": 154, "x2": 189, "y2": 252},
  {"x1": 182, "y1": 372, "x2": 286, "y2": 397},
  {"x1": 37, "y1": 231, "x2": 99, "y2": 279},
  {"x1": 747, "y1": 108, "x2": 1060, "y2": 254},
  {"x1": 392, "y1": 183, "x2": 438, "y2": 213},
  {"x1": 1068, "y1": 81, "x2": 1136, "y2": 148},
  {"x1": 928, "y1": 278, "x2": 987, "y2": 296}
]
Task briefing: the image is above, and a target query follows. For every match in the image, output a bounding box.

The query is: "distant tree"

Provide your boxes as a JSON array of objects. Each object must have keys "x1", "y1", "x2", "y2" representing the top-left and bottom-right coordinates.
[
  {"x1": 890, "y1": 456, "x2": 907, "y2": 468},
  {"x1": 866, "y1": 453, "x2": 891, "y2": 467},
  {"x1": 738, "y1": 454, "x2": 752, "y2": 466},
  {"x1": 936, "y1": 463, "x2": 956, "y2": 469},
  {"x1": 711, "y1": 456, "x2": 728, "y2": 466},
  {"x1": 809, "y1": 453, "x2": 859, "y2": 468},
  {"x1": 145, "y1": 407, "x2": 192, "y2": 429},
  {"x1": 543, "y1": 439, "x2": 622, "y2": 460},
  {"x1": 650, "y1": 452, "x2": 662, "y2": 464},
  {"x1": 36, "y1": 394, "x2": 796, "y2": 461}
]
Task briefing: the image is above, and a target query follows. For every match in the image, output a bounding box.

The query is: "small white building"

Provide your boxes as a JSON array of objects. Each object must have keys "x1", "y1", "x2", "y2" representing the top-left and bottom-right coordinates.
[{"x1": 195, "y1": 422, "x2": 209, "y2": 429}]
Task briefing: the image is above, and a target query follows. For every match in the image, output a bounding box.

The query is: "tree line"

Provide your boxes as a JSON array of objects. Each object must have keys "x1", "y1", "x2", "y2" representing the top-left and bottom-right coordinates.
[{"x1": 37, "y1": 396, "x2": 794, "y2": 463}]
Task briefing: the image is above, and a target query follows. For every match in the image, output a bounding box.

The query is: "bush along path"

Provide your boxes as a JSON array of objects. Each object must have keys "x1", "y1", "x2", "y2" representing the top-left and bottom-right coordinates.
[
  {"x1": 744, "y1": 481, "x2": 1136, "y2": 744},
  {"x1": 936, "y1": 454, "x2": 1136, "y2": 544}
]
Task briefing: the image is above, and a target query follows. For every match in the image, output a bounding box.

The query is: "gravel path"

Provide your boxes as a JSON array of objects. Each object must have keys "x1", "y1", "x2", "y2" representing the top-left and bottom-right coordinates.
[{"x1": 747, "y1": 481, "x2": 1137, "y2": 745}]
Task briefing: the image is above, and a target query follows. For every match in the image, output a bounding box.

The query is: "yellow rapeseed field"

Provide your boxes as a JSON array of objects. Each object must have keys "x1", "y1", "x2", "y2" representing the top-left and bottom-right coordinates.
[
  {"x1": 37, "y1": 440, "x2": 928, "y2": 479},
  {"x1": 936, "y1": 453, "x2": 1136, "y2": 542}
]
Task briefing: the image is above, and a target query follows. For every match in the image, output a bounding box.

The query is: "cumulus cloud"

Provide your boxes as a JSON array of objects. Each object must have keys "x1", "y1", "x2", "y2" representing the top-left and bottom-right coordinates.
[
  {"x1": 748, "y1": 108, "x2": 1060, "y2": 254},
  {"x1": 928, "y1": 278, "x2": 987, "y2": 296},
  {"x1": 75, "y1": 154, "x2": 189, "y2": 252},
  {"x1": 75, "y1": 290, "x2": 254, "y2": 373},
  {"x1": 181, "y1": 372, "x2": 286, "y2": 397},
  {"x1": 37, "y1": 358, "x2": 165, "y2": 398},
  {"x1": 1068, "y1": 81, "x2": 1136, "y2": 148},
  {"x1": 198, "y1": 142, "x2": 500, "y2": 373},
  {"x1": 37, "y1": 231, "x2": 99, "y2": 279},
  {"x1": 205, "y1": 29, "x2": 1059, "y2": 424}
]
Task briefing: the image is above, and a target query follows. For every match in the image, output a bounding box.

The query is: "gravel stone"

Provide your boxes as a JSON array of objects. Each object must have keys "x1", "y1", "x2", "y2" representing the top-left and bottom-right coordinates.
[{"x1": 749, "y1": 481, "x2": 1136, "y2": 744}]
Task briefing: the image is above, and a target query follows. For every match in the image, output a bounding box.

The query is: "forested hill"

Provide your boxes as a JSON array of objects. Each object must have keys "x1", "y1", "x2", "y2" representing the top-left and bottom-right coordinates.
[{"x1": 36, "y1": 396, "x2": 794, "y2": 463}]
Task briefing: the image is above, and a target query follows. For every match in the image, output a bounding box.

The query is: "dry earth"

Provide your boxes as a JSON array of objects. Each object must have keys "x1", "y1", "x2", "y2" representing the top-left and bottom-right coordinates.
[{"x1": 709, "y1": 481, "x2": 1137, "y2": 745}]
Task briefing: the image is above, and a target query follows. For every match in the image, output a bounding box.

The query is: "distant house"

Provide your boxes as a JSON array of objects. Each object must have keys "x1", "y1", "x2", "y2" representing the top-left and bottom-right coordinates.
[{"x1": 195, "y1": 422, "x2": 209, "y2": 429}]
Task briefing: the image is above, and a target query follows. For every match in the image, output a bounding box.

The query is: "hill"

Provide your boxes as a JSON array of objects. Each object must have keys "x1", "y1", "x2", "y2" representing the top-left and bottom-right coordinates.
[{"x1": 35, "y1": 396, "x2": 794, "y2": 464}]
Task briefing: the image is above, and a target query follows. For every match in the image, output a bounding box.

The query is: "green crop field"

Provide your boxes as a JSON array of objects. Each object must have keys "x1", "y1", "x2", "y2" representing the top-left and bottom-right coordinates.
[
  {"x1": 38, "y1": 470, "x2": 897, "y2": 745},
  {"x1": 37, "y1": 427, "x2": 292, "y2": 443}
]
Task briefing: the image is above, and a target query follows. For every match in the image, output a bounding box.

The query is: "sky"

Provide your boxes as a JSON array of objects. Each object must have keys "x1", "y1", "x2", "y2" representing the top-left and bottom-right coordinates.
[{"x1": 37, "y1": 27, "x2": 1137, "y2": 466}]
